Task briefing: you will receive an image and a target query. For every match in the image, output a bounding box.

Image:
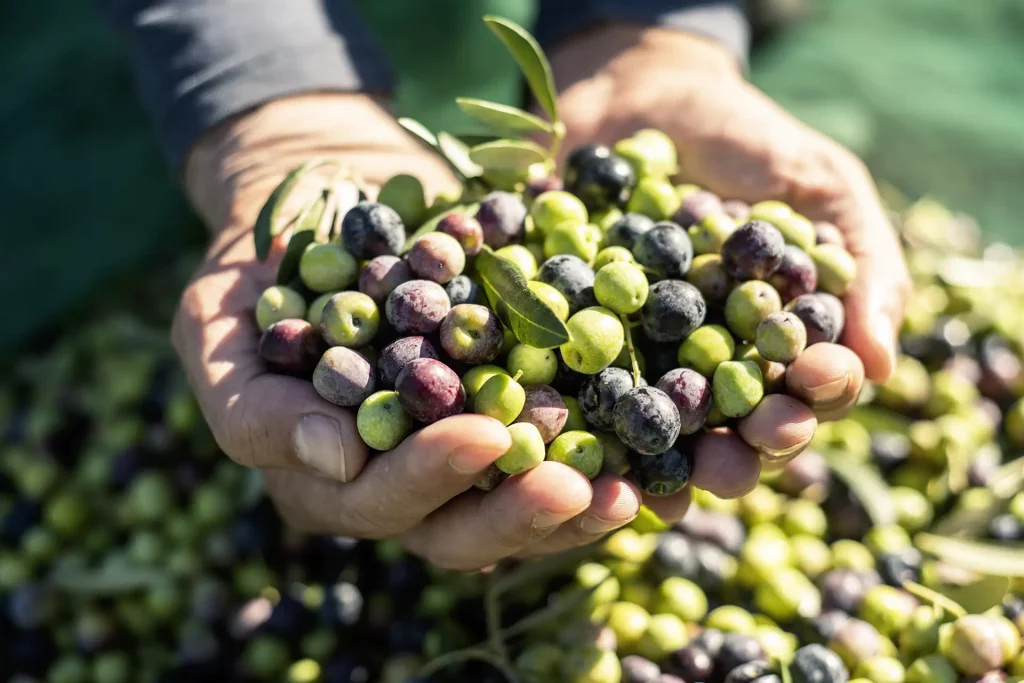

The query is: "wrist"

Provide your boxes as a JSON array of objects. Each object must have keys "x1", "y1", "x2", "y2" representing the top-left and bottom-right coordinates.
[{"x1": 183, "y1": 93, "x2": 401, "y2": 234}]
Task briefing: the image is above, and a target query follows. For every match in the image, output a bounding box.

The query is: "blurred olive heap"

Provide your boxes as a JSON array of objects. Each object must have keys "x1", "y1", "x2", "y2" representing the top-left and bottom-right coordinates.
[{"x1": 4, "y1": 15, "x2": 1024, "y2": 683}]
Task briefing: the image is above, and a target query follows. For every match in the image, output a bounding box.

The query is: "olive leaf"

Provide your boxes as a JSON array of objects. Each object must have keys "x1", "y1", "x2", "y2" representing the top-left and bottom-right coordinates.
[
  {"x1": 49, "y1": 562, "x2": 170, "y2": 596},
  {"x1": 469, "y1": 139, "x2": 549, "y2": 171},
  {"x1": 483, "y1": 16, "x2": 559, "y2": 122},
  {"x1": 934, "y1": 573, "x2": 1011, "y2": 615},
  {"x1": 398, "y1": 117, "x2": 439, "y2": 148},
  {"x1": 823, "y1": 450, "x2": 896, "y2": 526},
  {"x1": 276, "y1": 194, "x2": 327, "y2": 285},
  {"x1": 456, "y1": 97, "x2": 554, "y2": 136},
  {"x1": 476, "y1": 248, "x2": 570, "y2": 349},
  {"x1": 915, "y1": 533, "x2": 1024, "y2": 577},
  {"x1": 403, "y1": 203, "x2": 479, "y2": 251},
  {"x1": 437, "y1": 132, "x2": 484, "y2": 179},
  {"x1": 254, "y1": 157, "x2": 335, "y2": 262}
]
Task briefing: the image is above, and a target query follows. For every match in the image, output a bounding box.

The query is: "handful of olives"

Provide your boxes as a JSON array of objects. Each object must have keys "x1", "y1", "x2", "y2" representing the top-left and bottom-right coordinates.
[{"x1": 255, "y1": 130, "x2": 858, "y2": 498}]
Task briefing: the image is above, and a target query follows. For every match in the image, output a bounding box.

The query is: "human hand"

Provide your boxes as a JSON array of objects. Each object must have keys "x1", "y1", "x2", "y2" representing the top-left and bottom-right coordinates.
[
  {"x1": 543, "y1": 23, "x2": 910, "y2": 502},
  {"x1": 173, "y1": 93, "x2": 760, "y2": 570}
]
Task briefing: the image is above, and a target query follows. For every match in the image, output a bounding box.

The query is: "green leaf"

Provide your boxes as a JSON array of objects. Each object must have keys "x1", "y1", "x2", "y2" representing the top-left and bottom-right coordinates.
[
  {"x1": 275, "y1": 195, "x2": 326, "y2": 285},
  {"x1": 403, "y1": 203, "x2": 479, "y2": 252},
  {"x1": 823, "y1": 450, "x2": 896, "y2": 526},
  {"x1": 469, "y1": 139, "x2": 548, "y2": 172},
  {"x1": 253, "y1": 157, "x2": 334, "y2": 262},
  {"x1": 49, "y1": 562, "x2": 169, "y2": 596},
  {"x1": 483, "y1": 16, "x2": 559, "y2": 121},
  {"x1": 935, "y1": 573, "x2": 1011, "y2": 615},
  {"x1": 437, "y1": 132, "x2": 484, "y2": 180},
  {"x1": 476, "y1": 248, "x2": 570, "y2": 349},
  {"x1": 915, "y1": 533, "x2": 1024, "y2": 577},
  {"x1": 398, "y1": 117, "x2": 439, "y2": 148},
  {"x1": 456, "y1": 98, "x2": 554, "y2": 136}
]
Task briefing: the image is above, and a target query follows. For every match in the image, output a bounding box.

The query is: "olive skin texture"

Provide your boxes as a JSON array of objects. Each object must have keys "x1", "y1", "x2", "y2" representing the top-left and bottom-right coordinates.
[
  {"x1": 560, "y1": 307, "x2": 625, "y2": 375},
  {"x1": 629, "y1": 445, "x2": 693, "y2": 496},
  {"x1": 769, "y1": 245, "x2": 818, "y2": 302},
  {"x1": 579, "y1": 367, "x2": 638, "y2": 431},
  {"x1": 258, "y1": 319, "x2": 324, "y2": 377},
  {"x1": 668, "y1": 644, "x2": 714, "y2": 681},
  {"x1": 437, "y1": 212, "x2": 484, "y2": 256},
  {"x1": 674, "y1": 190, "x2": 724, "y2": 228},
  {"x1": 357, "y1": 391, "x2": 413, "y2": 451},
  {"x1": 632, "y1": 222, "x2": 694, "y2": 280},
  {"x1": 439, "y1": 304, "x2": 504, "y2": 364},
  {"x1": 377, "y1": 336, "x2": 439, "y2": 388},
  {"x1": 385, "y1": 280, "x2": 451, "y2": 335},
  {"x1": 716, "y1": 634, "x2": 769, "y2": 678},
  {"x1": 359, "y1": 255, "x2": 411, "y2": 304},
  {"x1": 407, "y1": 232, "x2": 466, "y2": 284},
  {"x1": 720, "y1": 220, "x2": 786, "y2": 281},
  {"x1": 786, "y1": 293, "x2": 845, "y2": 345},
  {"x1": 312, "y1": 347, "x2": 376, "y2": 407},
  {"x1": 641, "y1": 280, "x2": 708, "y2": 343},
  {"x1": 516, "y1": 385, "x2": 569, "y2": 443},
  {"x1": 656, "y1": 368, "x2": 713, "y2": 435},
  {"x1": 613, "y1": 386, "x2": 681, "y2": 456},
  {"x1": 340, "y1": 201, "x2": 406, "y2": 259},
  {"x1": 790, "y1": 643, "x2": 850, "y2": 683},
  {"x1": 444, "y1": 274, "x2": 485, "y2": 306},
  {"x1": 606, "y1": 213, "x2": 656, "y2": 250},
  {"x1": 686, "y1": 253, "x2": 735, "y2": 307},
  {"x1": 566, "y1": 152, "x2": 637, "y2": 212},
  {"x1": 476, "y1": 191, "x2": 527, "y2": 248},
  {"x1": 620, "y1": 654, "x2": 661, "y2": 683},
  {"x1": 394, "y1": 358, "x2": 466, "y2": 424},
  {"x1": 536, "y1": 254, "x2": 598, "y2": 314}
]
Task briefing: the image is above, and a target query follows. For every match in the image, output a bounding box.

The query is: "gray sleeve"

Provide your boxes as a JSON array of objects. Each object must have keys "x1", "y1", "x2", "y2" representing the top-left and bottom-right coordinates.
[
  {"x1": 100, "y1": 0, "x2": 393, "y2": 170},
  {"x1": 535, "y1": 0, "x2": 749, "y2": 66}
]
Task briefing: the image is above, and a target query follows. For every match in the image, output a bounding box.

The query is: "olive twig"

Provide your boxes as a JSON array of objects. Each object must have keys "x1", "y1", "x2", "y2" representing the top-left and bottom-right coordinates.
[
  {"x1": 549, "y1": 121, "x2": 566, "y2": 161},
  {"x1": 491, "y1": 545, "x2": 598, "y2": 596},
  {"x1": 486, "y1": 566, "x2": 512, "y2": 670},
  {"x1": 621, "y1": 313, "x2": 642, "y2": 387},
  {"x1": 417, "y1": 646, "x2": 517, "y2": 681},
  {"x1": 902, "y1": 580, "x2": 968, "y2": 619},
  {"x1": 502, "y1": 576, "x2": 610, "y2": 640}
]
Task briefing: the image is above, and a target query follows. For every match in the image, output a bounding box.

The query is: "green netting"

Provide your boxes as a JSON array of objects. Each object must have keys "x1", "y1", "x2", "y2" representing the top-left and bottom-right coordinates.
[{"x1": 2, "y1": 0, "x2": 1022, "y2": 351}]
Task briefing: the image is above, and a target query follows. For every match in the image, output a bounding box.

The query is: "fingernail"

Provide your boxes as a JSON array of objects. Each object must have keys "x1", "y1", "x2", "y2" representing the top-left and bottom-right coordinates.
[
  {"x1": 804, "y1": 374, "x2": 850, "y2": 405},
  {"x1": 872, "y1": 313, "x2": 898, "y2": 372},
  {"x1": 532, "y1": 510, "x2": 565, "y2": 531},
  {"x1": 579, "y1": 514, "x2": 634, "y2": 536},
  {"x1": 294, "y1": 414, "x2": 348, "y2": 481}
]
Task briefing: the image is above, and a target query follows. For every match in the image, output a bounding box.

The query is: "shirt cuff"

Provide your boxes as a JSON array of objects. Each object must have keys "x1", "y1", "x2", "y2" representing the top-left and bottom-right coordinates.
[
  {"x1": 535, "y1": 0, "x2": 750, "y2": 68},
  {"x1": 101, "y1": 0, "x2": 394, "y2": 170}
]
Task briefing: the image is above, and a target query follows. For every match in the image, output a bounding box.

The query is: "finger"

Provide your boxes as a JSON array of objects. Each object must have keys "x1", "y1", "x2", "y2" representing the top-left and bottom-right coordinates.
[
  {"x1": 519, "y1": 474, "x2": 643, "y2": 556},
  {"x1": 690, "y1": 428, "x2": 762, "y2": 499},
  {"x1": 839, "y1": 206, "x2": 909, "y2": 383},
  {"x1": 336, "y1": 414, "x2": 511, "y2": 537},
  {"x1": 261, "y1": 414, "x2": 512, "y2": 539},
  {"x1": 737, "y1": 394, "x2": 818, "y2": 468},
  {"x1": 399, "y1": 462, "x2": 594, "y2": 571},
  {"x1": 172, "y1": 250, "x2": 371, "y2": 480},
  {"x1": 786, "y1": 343, "x2": 865, "y2": 421}
]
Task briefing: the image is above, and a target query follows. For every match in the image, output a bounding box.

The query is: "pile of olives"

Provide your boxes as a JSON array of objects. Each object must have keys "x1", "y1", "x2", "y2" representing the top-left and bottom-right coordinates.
[
  {"x1": 2, "y1": 191, "x2": 1024, "y2": 682},
  {"x1": 256, "y1": 129, "x2": 859, "y2": 496}
]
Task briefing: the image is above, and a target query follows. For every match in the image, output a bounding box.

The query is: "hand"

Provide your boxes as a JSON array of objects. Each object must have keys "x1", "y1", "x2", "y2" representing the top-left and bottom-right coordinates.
[
  {"x1": 174, "y1": 93, "x2": 760, "y2": 570},
  {"x1": 545, "y1": 24, "x2": 910, "y2": 499}
]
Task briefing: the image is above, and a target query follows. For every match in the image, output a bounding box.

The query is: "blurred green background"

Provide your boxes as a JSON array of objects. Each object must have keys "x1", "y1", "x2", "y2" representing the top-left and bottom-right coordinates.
[{"x1": 2, "y1": 0, "x2": 1022, "y2": 352}]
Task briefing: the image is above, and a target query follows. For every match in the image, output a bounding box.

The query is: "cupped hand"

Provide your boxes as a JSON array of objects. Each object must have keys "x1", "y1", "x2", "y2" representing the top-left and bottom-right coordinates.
[
  {"x1": 543, "y1": 23, "x2": 910, "y2": 513},
  {"x1": 173, "y1": 93, "x2": 757, "y2": 571}
]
